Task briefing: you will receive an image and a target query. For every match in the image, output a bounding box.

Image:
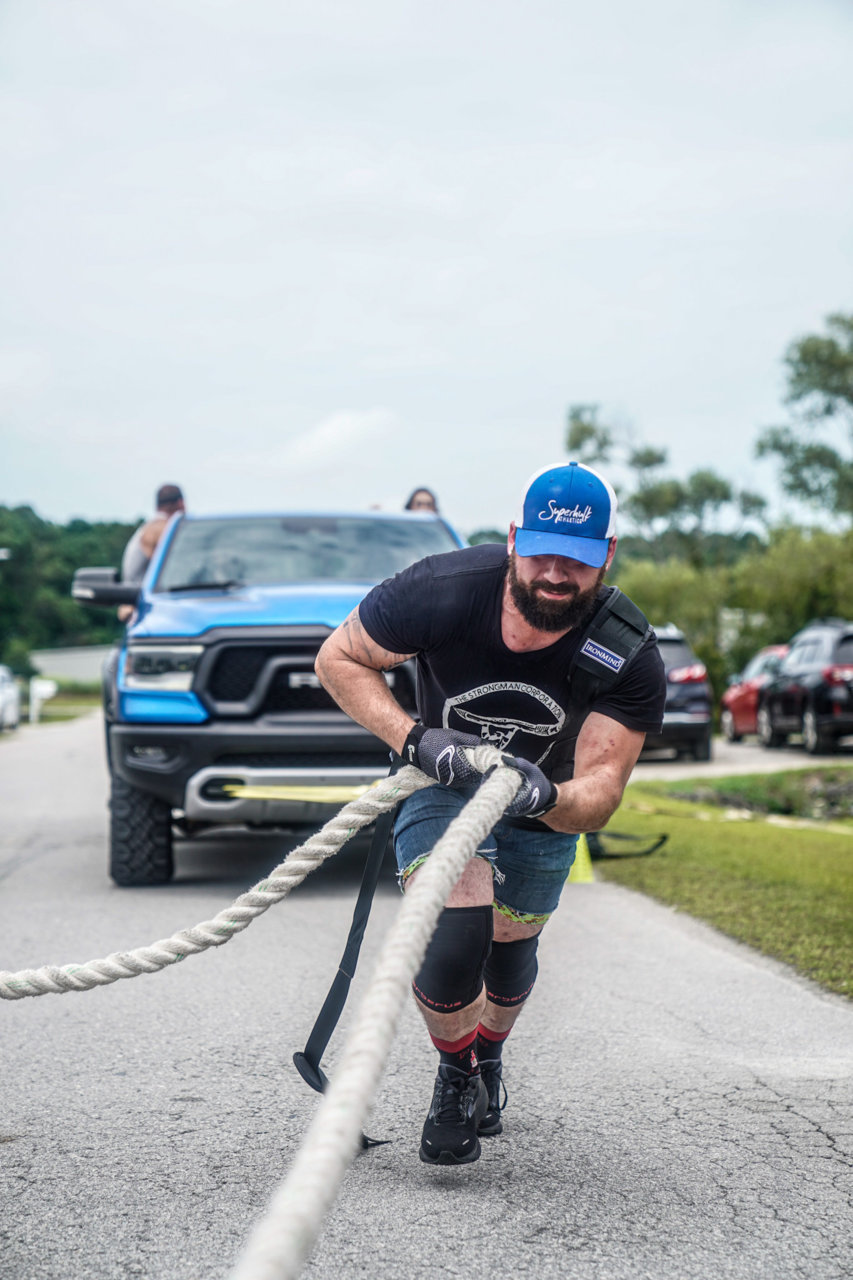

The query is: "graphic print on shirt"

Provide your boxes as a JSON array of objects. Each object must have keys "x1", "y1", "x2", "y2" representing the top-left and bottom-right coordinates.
[{"x1": 442, "y1": 681, "x2": 566, "y2": 764}]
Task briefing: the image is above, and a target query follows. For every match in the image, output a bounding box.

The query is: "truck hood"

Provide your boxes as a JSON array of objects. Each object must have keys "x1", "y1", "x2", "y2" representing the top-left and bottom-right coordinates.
[{"x1": 128, "y1": 582, "x2": 374, "y2": 639}]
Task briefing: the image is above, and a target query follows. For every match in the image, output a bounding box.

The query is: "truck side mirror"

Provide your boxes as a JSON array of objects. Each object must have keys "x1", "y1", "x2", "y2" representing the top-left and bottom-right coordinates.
[{"x1": 72, "y1": 567, "x2": 141, "y2": 607}]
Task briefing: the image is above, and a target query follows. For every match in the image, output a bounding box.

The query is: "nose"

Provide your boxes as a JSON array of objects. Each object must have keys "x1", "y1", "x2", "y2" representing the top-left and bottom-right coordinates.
[{"x1": 537, "y1": 555, "x2": 576, "y2": 582}]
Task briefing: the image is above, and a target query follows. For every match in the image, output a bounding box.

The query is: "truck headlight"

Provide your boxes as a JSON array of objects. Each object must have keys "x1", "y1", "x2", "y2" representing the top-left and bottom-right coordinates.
[{"x1": 124, "y1": 645, "x2": 204, "y2": 691}]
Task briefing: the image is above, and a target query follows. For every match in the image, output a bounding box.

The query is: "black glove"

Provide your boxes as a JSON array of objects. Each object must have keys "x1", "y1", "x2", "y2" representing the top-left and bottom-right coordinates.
[
  {"x1": 499, "y1": 755, "x2": 559, "y2": 819},
  {"x1": 402, "y1": 724, "x2": 483, "y2": 788}
]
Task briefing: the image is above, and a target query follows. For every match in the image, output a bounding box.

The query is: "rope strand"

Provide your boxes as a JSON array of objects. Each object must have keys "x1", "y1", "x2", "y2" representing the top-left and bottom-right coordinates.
[
  {"x1": 0, "y1": 766, "x2": 432, "y2": 1000},
  {"x1": 2, "y1": 745, "x2": 528, "y2": 1280},
  {"x1": 230, "y1": 749, "x2": 520, "y2": 1280}
]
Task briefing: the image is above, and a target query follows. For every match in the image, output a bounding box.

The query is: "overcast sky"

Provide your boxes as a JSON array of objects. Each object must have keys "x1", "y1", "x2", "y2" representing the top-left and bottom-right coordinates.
[{"x1": 2, "y1": 0, "x2": 852, "y2": 537}]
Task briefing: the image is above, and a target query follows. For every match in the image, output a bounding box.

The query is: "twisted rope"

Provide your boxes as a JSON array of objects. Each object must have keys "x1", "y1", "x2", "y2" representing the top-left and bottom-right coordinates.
[
  {"x1": 3, "y1": 743, "x2": 527, "y2": 1280},
  {"x1": 230, "y1": 746, "x2": 520, "y2": 1280},
  {"x1": 0, "y1": 766, "x2": 433, "y2": 1001}
]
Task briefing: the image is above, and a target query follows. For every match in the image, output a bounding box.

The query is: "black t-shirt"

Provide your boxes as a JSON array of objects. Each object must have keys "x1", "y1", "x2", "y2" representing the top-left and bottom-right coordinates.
[{"x1": 359, "y1": 543, "x2": 666, "y2": 785}]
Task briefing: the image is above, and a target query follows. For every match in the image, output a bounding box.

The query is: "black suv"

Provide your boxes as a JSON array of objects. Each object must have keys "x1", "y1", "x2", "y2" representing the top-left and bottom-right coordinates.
[
  {"x1": 756, "y1": 618, "x2": 853, "y2": 754},
  {"x1": 640, "y1": 624, "x2": 713, "y2": 761}
]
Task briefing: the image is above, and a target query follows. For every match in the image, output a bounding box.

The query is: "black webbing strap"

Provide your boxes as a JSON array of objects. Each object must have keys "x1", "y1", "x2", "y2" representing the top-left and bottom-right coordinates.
[
  {"x1": 568, "y1": 587, "x2": 652, "y2": 709},
  {"x1": 293, "y1": 758, "x2": 401, "y2": 1147}
]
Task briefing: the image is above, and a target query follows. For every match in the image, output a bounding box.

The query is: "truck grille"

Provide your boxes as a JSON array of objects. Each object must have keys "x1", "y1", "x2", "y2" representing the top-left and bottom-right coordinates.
[
  {"x1": 209, "y1": 647, "x2": 283, "y2": 701},
  {"x1": 203, "y1": 641, "x2": 417, "y2": 716}
]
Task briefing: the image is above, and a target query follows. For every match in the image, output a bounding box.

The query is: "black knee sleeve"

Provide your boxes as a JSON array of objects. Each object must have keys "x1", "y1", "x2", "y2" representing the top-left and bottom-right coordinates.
[
  {"x1": 413, "y1": 905, "x2": 493, "y2": 1013},
  {"x1": 484, "y1": 936, "x2": 539, "y2": 1007}
]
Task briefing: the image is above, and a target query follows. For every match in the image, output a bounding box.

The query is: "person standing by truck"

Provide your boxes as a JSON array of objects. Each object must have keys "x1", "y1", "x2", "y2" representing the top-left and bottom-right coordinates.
[
  {"x1": 121, "y1": 484, "x2": 186, "y2": 584},
  {"x1": 117, "y1": 484, "x2": 185, "y2": 621}
]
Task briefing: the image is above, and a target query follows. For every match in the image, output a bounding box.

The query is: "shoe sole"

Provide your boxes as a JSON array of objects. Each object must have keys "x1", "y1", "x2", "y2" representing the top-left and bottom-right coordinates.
[
  {"x1": 477, "y1": 1115, "x2": 503, "y2": 1136},
  {"x1": 419, "y1": 1076, "x2": 489, "y2": 1165},
  {"x1": 419, "y1": 1137, "x2": 482, "y2": 1165}
]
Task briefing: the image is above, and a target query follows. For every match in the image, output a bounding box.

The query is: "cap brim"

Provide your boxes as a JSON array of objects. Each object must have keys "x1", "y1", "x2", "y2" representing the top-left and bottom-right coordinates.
[{"x1": 515, "y1": 527, "x2": 609, "y2": 568}]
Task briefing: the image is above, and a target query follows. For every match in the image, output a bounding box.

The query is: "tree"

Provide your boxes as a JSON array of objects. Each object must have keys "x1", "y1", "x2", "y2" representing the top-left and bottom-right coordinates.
[
  {"x1": 0, "y1": 506, "x2": 134, "y2": 671},
  {"x1": 468, "y1": 528, "x2": 507, "y2": 545},
  {"x1": 756, "y1": 312, "x2": 853, "y2": 519},
  {"x1": 564, "y1": 404, "x2": 614, "y2": 464},
  {"x1": 563, "y1": 404, "x2": 766, "y2": 566}
]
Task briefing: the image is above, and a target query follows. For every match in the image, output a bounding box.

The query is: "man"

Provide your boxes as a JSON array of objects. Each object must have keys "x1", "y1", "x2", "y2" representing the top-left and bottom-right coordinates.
[
  {"x1": 315, "y1": 461, "x2": 666, "y2": 1166},
  {"x1": 118, "y1": 485, "x2": 185, "y2": 622},
  {"x1": 121, "y1": 484, "x2": 185, "y2": 584}
]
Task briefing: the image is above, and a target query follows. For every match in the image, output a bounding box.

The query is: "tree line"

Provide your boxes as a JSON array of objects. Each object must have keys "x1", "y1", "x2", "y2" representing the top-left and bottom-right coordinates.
[
  {"x1": 0, "y1": 506, "x2": 135, "y2": 674},
  {"x1": 2, "y1": 311, "x2": 851, "y2": 697}
]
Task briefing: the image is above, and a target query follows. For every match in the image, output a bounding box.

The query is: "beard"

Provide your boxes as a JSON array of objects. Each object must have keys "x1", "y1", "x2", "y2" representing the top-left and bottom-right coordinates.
[{"x1": 507, "y1": 551, "x2": 606, "y2": 633}]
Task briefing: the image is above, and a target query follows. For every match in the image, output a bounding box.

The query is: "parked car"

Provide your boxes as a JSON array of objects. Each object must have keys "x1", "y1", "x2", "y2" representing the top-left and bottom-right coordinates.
[
  {"x1": 720, "y1": 644, "x2": 789, "y2": 742},
  {"x1": 640, "y1": 624, "x2": 713, "y2": 761},
  {"x1": 72, "y1": 510, "x2": 466, "y2": 885},
  {"x1": 756, "y1": 618, "x2": 853, "y2": 754},
  {"x1": 0, "y1": 664, "x2": 21, "y2": 731}
]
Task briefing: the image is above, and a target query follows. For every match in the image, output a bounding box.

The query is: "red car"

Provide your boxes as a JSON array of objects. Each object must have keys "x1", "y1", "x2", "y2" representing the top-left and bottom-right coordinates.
[{"x1": 720, "y1": 644, "x2": 789, "y2": 742}]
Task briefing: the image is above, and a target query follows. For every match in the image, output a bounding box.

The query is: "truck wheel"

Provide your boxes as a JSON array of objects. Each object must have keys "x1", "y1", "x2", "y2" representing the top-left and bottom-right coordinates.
[
  {"x1": 109, "y1": 774, "x2": 174, "y2": 886},
  {"x1": 692, "y1": 729, "x2": 713, "y2": 761}
]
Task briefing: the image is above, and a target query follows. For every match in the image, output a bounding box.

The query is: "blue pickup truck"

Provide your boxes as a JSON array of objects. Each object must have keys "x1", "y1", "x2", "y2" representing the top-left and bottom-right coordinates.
[{"x1": 72, "y1": 511, "x2": 466, "y2": 885}]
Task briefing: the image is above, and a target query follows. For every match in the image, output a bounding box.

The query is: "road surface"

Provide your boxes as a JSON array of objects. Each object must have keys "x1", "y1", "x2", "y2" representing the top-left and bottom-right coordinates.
[{"x1": 1, "y1": 715, "x2": 851, "y2": 1279}]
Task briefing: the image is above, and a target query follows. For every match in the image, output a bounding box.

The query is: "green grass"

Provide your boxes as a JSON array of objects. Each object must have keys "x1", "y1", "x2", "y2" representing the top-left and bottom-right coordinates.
[
  {"x1": 596, "y1": 774, "x2": 853, "y2": 999},
  {"x1": 660, "y1": 765, "x2": 853, "y2": 819},
  {"x1": 21, "y1": 689, "x2": 101, "y2": 724}
]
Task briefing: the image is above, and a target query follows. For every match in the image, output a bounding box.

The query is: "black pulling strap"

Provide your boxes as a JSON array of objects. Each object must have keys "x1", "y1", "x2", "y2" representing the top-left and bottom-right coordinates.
[{"x1": 293, "y1": 759, "x2": 401, "y2": 1148}]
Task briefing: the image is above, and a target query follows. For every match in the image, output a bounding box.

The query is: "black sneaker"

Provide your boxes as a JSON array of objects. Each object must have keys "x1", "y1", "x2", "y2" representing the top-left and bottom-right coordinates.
[
  {"x1": 419, "y1": 1065, "x2": 488, "y2": 1165},
  {"x1": 477, "y1": 1059, "x2": 507, "y2": 1136}
]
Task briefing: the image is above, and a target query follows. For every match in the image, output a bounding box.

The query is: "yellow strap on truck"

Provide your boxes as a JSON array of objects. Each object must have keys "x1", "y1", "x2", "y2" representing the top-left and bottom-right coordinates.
[{"x1": 223, "y1": 783, "x2": 375, "y2": 804}]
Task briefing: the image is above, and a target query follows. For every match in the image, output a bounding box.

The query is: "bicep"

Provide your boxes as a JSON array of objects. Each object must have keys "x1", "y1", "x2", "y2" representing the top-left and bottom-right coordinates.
[{"x1": 319, "y1": 607, "x2": 415, "y2": 674}]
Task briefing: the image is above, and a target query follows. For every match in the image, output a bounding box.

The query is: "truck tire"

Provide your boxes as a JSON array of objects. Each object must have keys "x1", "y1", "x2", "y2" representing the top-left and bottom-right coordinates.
[
  {"x1": 109, "y1": 774, "x2": 174, "y2": 886},
  {"x1": 692, "y1": 729, "x2": 713, "y2": 761}
]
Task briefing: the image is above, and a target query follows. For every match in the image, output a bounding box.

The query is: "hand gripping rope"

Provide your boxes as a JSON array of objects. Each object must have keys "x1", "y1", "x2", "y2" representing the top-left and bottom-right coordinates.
[{"x1": 0, "y1": 746, "x2": 522, "y2": 1280}]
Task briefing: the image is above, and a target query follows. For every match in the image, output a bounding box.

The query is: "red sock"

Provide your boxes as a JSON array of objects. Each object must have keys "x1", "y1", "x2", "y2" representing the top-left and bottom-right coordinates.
[{"x1": 430, "y1": 1028, "x2": 479, "y2": 1076}]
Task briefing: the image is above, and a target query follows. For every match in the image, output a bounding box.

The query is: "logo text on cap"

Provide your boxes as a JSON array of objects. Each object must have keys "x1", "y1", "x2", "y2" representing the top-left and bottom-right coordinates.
[{"x1": 538, "y1": 499, "x2": 594, "y2": 526}]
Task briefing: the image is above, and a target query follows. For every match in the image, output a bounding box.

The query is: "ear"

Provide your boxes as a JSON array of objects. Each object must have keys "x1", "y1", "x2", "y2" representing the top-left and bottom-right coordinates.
[
  {"x1": 507, "y1": 522, "x2": 517, "y2": 554},
  {"x1": 604, "y1": 536, "x2": 617, "y2": 571}
]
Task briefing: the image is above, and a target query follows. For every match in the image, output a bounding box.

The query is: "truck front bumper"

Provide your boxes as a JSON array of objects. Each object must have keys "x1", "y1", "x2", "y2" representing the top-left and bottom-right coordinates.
[{"x1": 109, "y1": 714, "x2": 394, "y2": 824}]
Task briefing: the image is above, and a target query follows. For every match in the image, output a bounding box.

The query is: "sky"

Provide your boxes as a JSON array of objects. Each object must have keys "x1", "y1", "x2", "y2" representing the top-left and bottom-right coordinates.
[{"x1": 1, "y1": 0, "x2": 852, "y2": 538}]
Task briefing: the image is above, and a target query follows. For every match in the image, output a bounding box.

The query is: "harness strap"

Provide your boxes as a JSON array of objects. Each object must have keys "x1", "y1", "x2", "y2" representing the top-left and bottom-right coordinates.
[
  {"x1": 568, "y1": 586, "x2": 652, "y2": 709},
  {"x1": 293, "y1": 757, "x2": 400, "y2": 1147}
]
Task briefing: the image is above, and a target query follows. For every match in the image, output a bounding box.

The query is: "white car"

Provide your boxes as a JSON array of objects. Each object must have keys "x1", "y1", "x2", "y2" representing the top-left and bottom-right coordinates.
[{"x1": 0, "y1": 665, "x2": 21, "y2": 731}]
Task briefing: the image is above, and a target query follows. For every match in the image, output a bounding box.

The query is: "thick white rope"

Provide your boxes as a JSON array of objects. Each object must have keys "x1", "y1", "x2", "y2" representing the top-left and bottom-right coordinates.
[
  {"x1": 230, "y1": 747, "x2": 521, "y2": 1280},
  {"x1": 0, "y1": 766, "x2": 434, "y2": 1001},
  {"x1": 2, "y1": 743, "x2": 526, "y2": 1280}
]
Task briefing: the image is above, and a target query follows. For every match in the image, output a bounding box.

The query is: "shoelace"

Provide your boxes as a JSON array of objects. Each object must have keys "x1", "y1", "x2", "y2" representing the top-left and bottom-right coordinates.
[{"x1": 433, "y1": 1072, "x2": 476, "y2": 1124}]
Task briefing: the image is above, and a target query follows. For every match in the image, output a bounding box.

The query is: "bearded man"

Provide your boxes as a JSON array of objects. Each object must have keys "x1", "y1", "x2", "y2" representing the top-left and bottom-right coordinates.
[{"x1": 315, "y1": 461, "x2": 666, "y2": 1166}]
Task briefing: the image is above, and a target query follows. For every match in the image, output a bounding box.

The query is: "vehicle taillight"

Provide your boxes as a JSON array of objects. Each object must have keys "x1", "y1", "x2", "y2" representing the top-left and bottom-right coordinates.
[
  {"x1": 668, "y1": 662, "x2": 707, "y2": 684},
  {"x1": 822, "y1": 664, "x2": 853, "y2": 686}
]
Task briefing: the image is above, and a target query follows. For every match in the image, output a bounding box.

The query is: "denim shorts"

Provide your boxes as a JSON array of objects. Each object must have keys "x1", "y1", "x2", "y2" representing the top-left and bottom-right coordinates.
[{"x1": 393, "y1": 784, "x2": 578, "y2": 926}]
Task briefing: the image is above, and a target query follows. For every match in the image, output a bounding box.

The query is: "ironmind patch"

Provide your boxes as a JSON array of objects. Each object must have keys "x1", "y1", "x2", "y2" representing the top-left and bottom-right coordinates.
[{"x1": 580, "y1": 638, "x2": 625, "y2": 672}]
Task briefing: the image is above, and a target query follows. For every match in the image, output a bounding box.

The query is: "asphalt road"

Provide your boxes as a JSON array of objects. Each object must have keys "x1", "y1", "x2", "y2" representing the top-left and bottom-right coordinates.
[{"x1": 1, "y1": 715, "x2": 852, "y2": 1280}]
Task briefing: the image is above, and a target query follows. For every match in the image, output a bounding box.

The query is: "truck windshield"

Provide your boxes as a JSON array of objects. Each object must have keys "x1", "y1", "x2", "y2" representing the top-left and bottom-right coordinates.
[{"x1": 154, "y1": 515, "x2": 463, "y2": 591}]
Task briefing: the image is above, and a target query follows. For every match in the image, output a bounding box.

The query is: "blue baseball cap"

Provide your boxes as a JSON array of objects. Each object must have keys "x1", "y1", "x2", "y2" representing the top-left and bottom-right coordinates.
[{"x1": 515, "y1": 461, "x2": 617, "y2": 567}]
